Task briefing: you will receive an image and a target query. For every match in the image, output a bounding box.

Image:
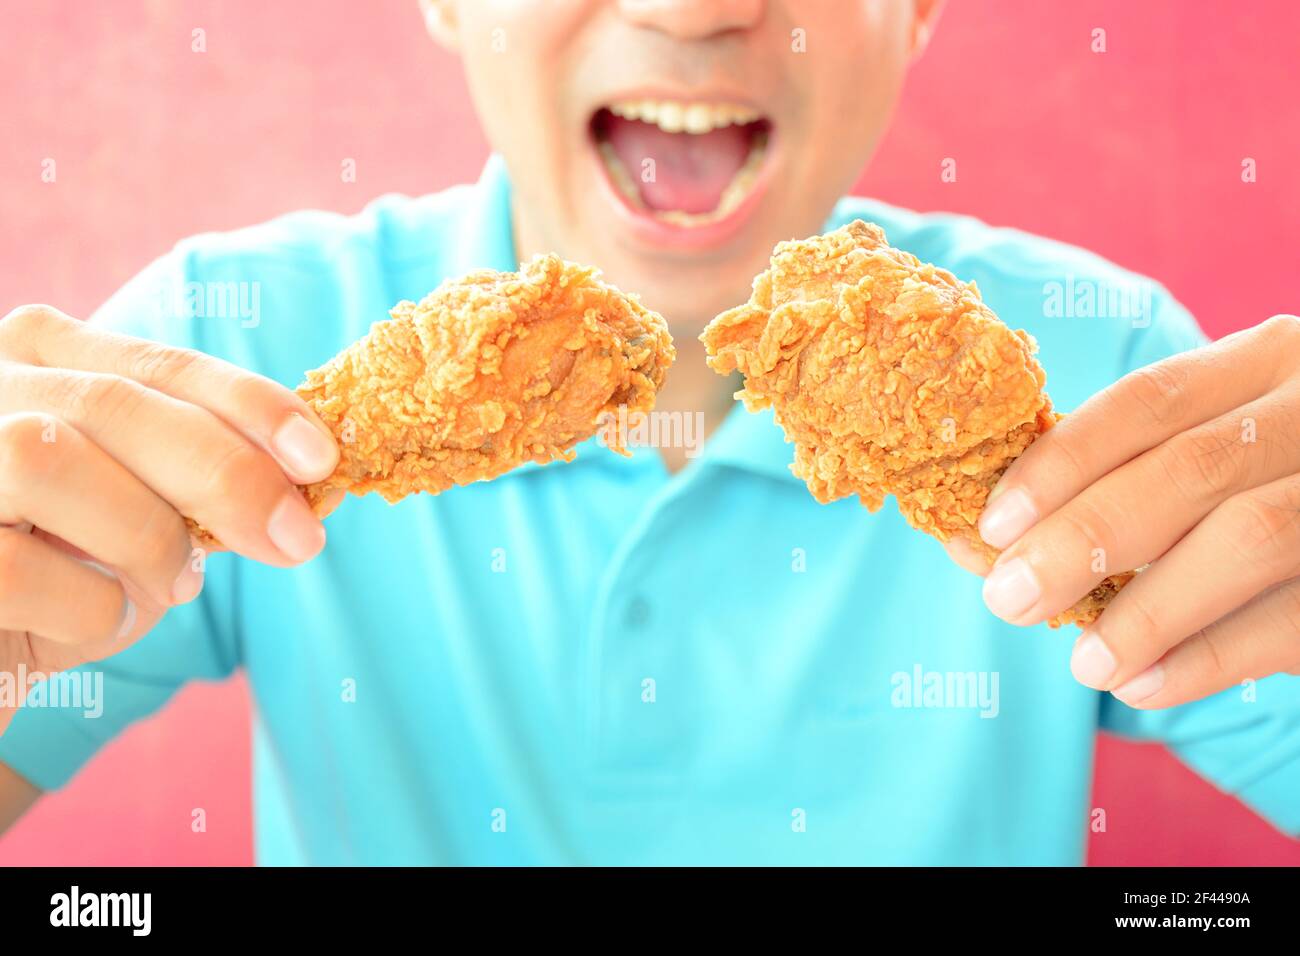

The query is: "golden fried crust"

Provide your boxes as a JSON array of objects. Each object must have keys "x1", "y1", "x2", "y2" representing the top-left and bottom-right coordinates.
[
  {"x1": 188, "y1": 254, "x2": 673, "y2": 550},
  {"x1": 701, "y1": 220, "x2": 1129, "y2": 628}
]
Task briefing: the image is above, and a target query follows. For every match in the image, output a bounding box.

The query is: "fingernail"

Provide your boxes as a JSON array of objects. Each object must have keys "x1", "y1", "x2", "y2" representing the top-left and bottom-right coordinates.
[
  {"x1": 171, "y1": 555, "x2": 205, "y2": 605},
  {"x1": 272, "y1": 413, "x2": 337, "y2": 481},
  {"x1": 981, "y1": 557, "x2": 1041, "y2": 620},
  {"x1": 1112, "y1": 663, "x2": 1164, "y2": 705},
  {"x1": 116, "y1": 595, "x2": 137, "y2": 642},
  {"x1": 1070, "y1": 631, "x2": 1118, "y2": 689},
  {"x1": 979, "y1": 487, "x2": 1038, "y2": 549},
  {"x1": 267, "y1": 491, "x2": 326, "y2": 563}
]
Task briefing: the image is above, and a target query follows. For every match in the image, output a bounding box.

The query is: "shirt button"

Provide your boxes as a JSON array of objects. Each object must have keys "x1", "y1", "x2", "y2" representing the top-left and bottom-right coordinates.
[{"x1": 624, "y1": 596, "x2": 652, "y2": 629}]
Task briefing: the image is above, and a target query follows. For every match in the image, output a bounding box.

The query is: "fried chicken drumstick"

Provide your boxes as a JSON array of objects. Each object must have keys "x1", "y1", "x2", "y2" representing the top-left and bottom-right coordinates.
[
  {"x1": 701, "y1": 220, "x2": 1131, "y2": 628},
  {"x1": 188, "y1": 254, "x2": 674, "y2": 550}
]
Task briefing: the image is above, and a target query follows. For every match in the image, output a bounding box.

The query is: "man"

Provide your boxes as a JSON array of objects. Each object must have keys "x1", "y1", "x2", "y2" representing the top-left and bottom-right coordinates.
[{"x1": 0, "y1": 0, "x2": 1296, "y2": 863}]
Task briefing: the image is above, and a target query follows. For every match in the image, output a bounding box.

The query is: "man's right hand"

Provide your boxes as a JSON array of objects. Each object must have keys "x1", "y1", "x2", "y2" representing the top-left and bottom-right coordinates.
[{"x1": 0, "y1": 304, "x2": 339, "y2": 737}]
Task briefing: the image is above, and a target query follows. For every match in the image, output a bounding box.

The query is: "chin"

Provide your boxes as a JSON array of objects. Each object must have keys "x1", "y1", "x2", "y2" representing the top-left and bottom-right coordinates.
[{"x1": 580, "y1": 235, "x2": 767, "y2": 330}]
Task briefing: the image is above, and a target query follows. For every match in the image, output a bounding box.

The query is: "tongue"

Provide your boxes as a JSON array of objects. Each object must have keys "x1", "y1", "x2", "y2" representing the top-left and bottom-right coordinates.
[{"x1": 603, "y1": 115, "x2": 753, "y2": 214}]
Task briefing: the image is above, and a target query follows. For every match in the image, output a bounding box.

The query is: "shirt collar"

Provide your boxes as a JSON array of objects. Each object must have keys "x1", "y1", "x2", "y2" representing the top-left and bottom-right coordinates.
[{"x1": 697, "y1": 401, "x2": 798, "y2": 484}]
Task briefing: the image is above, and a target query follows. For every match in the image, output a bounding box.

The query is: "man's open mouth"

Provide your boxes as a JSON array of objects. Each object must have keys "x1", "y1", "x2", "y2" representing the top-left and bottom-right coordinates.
[{"x1": 590, "y1": 99, "x2": 772, "y2": 227}]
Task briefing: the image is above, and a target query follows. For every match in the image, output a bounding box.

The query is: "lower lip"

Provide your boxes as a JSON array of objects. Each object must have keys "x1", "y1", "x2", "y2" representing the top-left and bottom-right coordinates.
[{"x1": 586, "y1": 131, "x2": 777, "y2": 252}]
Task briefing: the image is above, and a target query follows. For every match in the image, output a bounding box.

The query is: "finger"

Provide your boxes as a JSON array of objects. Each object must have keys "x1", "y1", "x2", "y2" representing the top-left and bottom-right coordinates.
[
  {"x1": 0, "y1": 305, "x2": 338, "y2": 484},
  {"x1": 316, "y1": 487, "x2": 347, "y2": 520},
  {"x1": 978, "y1": 315, "x2": 1300, "y2": 550},
  {"x1": 1067, "y1": 472, "x2": 1300, "y2": 692},
  {"x1": 0, "y1": 367, "x2": 324, "y2": 566},
  {"x1": 0, "y1": 413, "x2": 201, "y2": 608},
  {"x1": 0, "y1": 527, "x2": 133, "y2": 647},
  {"x1": 1103, "y1": 578, "x2": 1300, "y2": 710},
  {"x1": 22, "y1": 565, "x2": 164, "y2": 665},
  {"x1": 981, "y1": 387, "x2": 1300, "y2": 624},
  {"x1": 942, "y1": 536, "x2": 992, "y2": 576}
]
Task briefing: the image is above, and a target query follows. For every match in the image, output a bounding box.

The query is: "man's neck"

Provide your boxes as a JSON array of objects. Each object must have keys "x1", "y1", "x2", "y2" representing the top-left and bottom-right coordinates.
[{"x1": 654, "y1": 333, "x2": 740, "y2": 474}]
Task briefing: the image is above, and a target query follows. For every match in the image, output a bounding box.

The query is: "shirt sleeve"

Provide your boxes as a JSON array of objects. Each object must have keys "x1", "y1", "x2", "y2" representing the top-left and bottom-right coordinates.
[
  {"x1": 0, "y1": 247, "x2": 243, "y2": 790},
  {"x1": 1100, "y1": 291, "x2": 1300, "y2": 836}
]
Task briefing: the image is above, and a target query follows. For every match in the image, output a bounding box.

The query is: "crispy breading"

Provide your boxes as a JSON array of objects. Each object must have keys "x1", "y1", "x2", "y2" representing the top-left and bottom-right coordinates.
[
  {"x1": 701, "y1": 220, "x2": 1130, "y2": 628},
  {"x1": 188, "y1": 254, "x2": 674, "y2": 550}
]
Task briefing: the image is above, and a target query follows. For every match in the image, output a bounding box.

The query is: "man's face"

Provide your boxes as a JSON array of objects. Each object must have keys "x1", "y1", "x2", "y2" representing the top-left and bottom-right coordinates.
[{"x1": 432, "y1": 0, "x2": 933, "y2": 329}]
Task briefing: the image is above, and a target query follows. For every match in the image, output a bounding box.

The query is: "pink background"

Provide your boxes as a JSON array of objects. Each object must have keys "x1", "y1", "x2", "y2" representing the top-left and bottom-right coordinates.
[{"x1": 1, "y1": 0, "x2": 1297, "y2": 865}]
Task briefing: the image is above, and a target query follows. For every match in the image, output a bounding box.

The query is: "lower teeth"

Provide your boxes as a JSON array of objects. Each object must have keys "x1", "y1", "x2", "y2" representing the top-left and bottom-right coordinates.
[{"x1": 598, "y1": 132, "x2": 768, "y2": 226}]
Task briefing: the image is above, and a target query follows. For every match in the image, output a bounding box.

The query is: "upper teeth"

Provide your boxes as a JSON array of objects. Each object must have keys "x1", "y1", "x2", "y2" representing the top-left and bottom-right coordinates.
[{"x1": 606, "y1": 99, "x2": 762, "y2": 134}]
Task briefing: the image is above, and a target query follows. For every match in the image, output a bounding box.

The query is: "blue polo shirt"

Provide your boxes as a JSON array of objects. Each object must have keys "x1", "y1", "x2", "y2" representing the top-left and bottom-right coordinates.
[{"x1": 3, "y1": 157, "x2": 1297, "y2": 864}]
